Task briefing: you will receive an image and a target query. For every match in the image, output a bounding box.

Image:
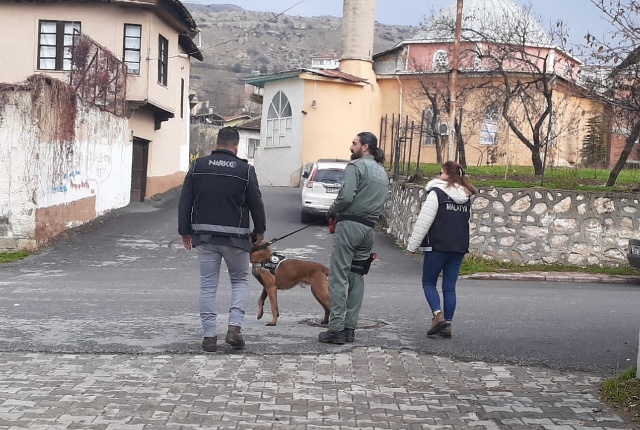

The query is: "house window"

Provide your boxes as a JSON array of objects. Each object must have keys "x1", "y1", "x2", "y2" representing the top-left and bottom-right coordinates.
[
  {"x1": 123, "y1": 24, "x2": 141, "y2": 75},
  {"x1": 433, "y1": 50, "x2": 449, "y2": 70},
  {"x1": 479, "y1": 107, "x2": 499, "y2": 145},
  {"x1": 266, "y1": 91, "x2": 293, "y2": 148},
  {"x1": 248, "y1": 138, "x2": 260, "y2": 158},
  {"x1": 38, "y1": 20, "x2": 81, "y2": 71},
  {"x1": 421, "y1": 109, "x2": 436, "y2": 146},
  {"x1": 158, "y1": 35, "x2": 168, "y2": 86},
  {"x1": 474, "y1": 43, "x2": 483, "y2": 69}
]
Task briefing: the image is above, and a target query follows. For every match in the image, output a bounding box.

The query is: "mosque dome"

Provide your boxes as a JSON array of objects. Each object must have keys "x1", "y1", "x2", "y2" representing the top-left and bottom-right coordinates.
[{"x1": 409, "y1": 0, "x2": 552, "y2": 46}]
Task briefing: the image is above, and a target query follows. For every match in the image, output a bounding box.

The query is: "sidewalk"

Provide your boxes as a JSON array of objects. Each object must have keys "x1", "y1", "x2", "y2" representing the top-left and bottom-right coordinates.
[
  {"x1": 465, "y1": 271, "x2": 640, "y2": 284},
  {"x1": 1, "y1": 347, "x2": 635, "y2": 430}
]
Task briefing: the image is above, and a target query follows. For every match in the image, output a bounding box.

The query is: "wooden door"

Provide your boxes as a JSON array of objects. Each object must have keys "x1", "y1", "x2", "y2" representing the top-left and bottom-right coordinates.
[{"x1": 130, "y1": 138, "x2": 149, "y2": 202}]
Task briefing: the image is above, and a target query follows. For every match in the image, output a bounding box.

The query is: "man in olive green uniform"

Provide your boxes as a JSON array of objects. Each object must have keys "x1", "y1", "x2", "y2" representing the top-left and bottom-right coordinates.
[{"x1": 319, "y1": 132, "x2": 389, "y2": 345}]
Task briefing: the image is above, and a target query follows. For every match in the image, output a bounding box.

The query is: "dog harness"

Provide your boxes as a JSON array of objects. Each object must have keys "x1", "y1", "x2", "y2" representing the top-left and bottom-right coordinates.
[{"x1": 253, "y1": 252, "x2": 287, "y2": 275}]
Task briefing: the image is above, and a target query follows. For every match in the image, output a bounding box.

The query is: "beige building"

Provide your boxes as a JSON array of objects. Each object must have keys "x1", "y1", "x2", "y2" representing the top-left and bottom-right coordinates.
[{"x1": 0, "y1": 0, "x2": 202, "y2": 201}]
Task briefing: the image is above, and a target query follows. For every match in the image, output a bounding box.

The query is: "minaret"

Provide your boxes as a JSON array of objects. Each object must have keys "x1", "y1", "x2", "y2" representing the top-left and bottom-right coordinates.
[{"x1": 340, "y1": 0, "x2": 376, "y2": 80}]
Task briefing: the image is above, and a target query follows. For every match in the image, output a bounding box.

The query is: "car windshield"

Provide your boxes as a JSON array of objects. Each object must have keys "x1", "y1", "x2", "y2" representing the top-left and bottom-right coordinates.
[{"x1": 313, "y1": 168, "x2": 345, "y2": 184}]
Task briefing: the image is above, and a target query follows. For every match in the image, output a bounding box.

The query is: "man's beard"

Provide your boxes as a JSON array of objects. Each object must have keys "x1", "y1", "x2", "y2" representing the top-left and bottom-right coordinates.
[{"x1": 350, "y1": 149, "x2": 362, "y2": 160}]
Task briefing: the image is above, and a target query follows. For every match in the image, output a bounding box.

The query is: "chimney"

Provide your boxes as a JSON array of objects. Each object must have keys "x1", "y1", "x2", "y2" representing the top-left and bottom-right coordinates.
[{"x1": 340, "y1": 0, "x2": 376, "y2": 79}]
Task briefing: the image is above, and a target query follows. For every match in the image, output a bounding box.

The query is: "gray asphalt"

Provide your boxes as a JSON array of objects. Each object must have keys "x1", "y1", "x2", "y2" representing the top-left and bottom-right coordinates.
[{"x1": 0, "y1": 186, "x2": 638, "y2": 375}]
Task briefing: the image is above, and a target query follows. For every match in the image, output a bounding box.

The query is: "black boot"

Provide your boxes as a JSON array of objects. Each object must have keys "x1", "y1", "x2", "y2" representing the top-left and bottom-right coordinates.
[
  {"x1": 318, "y1": 330, "x2": 346, "y2": 344},
  {"x1": 343, "y1": 328, "x2": 355, "y2": 343}
]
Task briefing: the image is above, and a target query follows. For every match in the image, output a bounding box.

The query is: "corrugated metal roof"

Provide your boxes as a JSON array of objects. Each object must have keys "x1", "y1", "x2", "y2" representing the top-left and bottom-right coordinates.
[
  {"x1": 235, "y1": 117, "x2": 261, "y2": 131},
  {"x1": 245, "y1": 68, "x2": 368, "y2": 88},
  {"x1": 301, "y1": 68, "x2": 367, "y2": 83}
]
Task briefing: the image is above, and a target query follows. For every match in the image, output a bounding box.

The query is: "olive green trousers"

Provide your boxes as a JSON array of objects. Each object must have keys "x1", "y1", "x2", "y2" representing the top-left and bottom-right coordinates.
[{"x1": 328, "y1": 220, "x2": 375, "y2": 332}]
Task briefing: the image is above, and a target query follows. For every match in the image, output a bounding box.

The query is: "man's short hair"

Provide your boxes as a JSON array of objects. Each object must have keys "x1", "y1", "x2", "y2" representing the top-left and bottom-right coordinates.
[{"x1": 217, "y1": 127, "x2": 240, "y2": 146}]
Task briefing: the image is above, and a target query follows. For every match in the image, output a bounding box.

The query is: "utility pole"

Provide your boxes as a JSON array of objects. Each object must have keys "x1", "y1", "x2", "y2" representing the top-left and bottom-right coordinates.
[{"x1": 448, "y1": 0, "x2": 463, "y2": 161}]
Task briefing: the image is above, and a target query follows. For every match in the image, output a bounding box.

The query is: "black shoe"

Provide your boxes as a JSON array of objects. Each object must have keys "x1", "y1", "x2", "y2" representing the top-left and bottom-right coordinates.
[
  {"x1": 225, "y1": 325, "x2": 245, "y2": 350},
  {"x1": 202, "y1": 336, "x2": 217, "y2": 352},
  {"x1": 343, "y1": 328, "x2": 355, "y2": 343},
  {"x1": 318, "y1": 330, "x2": 346, "y2": 344}
]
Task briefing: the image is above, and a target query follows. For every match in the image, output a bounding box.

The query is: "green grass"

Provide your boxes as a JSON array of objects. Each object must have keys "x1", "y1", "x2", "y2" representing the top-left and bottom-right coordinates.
[
  {"x1": 600, "y1": 366, "x2": 639, "y2": 421},
  {"x1": 402, "y1": 163, "x2": 640, "y2": 191},
  {"x1": 460, "y1": 255, "x2": 640, "y2": 276},
  {"x1": 0, "y1": 251, "x2": 30, "y2": 263}
]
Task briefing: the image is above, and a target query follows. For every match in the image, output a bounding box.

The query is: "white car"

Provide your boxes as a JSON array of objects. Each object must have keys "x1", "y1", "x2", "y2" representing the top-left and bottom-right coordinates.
[{"x1": 300, "y1": 159, "x2": 349, "y2": 223}]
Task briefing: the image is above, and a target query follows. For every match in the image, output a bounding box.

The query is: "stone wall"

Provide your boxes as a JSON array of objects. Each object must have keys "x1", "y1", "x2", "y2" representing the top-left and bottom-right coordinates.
[{"x1": 386, "y1": 181, "x2": 640, "y2": 267}]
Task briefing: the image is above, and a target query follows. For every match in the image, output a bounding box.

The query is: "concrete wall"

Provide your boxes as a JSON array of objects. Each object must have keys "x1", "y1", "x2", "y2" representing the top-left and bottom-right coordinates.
[
  {"x1": 386, "y1": 181, "x2": 640, "y2": 267},
  {"x1": 0, "y1": 89, "x2": 130, "y2": 251},
  {"x1": 0, "y1": 2, "x2": 194, "y2": 199}
]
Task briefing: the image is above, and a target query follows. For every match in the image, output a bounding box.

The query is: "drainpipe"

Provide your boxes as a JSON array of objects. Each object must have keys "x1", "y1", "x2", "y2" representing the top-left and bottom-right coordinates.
[{"x1": 395, "y1": 74, "x2": 403, "y2": 118}]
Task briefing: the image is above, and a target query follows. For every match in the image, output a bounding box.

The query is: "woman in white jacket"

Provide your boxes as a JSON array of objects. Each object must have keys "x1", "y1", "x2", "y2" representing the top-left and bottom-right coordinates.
[{"x1": 407, "y1": 161, "x2": 477, "y2": 338}]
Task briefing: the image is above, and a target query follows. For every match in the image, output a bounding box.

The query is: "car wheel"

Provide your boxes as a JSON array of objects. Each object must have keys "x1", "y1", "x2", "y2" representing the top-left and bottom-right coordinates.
[{"x1": 300, "y1": 211, "x2": 313, "y2": 224}]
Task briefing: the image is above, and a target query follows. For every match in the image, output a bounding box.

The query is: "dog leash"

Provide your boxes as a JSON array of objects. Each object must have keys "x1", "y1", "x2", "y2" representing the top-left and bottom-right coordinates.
[
  {"x1": 268, "y1": 218, "x2": 325, "y2": 245},
  {"x1": 252, "y1": 219, "x2": 325, "y2": 252}
]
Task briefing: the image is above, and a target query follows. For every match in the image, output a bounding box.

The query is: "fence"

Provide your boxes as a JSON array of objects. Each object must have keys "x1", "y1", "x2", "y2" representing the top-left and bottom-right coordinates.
[
  {"x1": 379, "y1": 113, "x2": 449, "y2": 179},
  {"x1": 69, "y1": 34, "x2": 127, "y2": 117}
]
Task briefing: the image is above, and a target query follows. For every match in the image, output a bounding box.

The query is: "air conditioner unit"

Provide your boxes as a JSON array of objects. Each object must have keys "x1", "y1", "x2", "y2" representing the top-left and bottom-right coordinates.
[{"x1": 438, "y1": 123, "x2": 450, "y2": 136}]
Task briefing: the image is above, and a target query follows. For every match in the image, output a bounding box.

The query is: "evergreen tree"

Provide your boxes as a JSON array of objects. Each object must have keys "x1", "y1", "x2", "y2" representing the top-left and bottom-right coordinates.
[{"x1": 580, "y1": 116, "x2": 607, "y2": 167}]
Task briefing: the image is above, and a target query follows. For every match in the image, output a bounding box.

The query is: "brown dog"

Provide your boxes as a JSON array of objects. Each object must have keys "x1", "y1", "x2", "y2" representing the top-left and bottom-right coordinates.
[{"x1": 250, "y1": 240, "x2": 330, "y2": 326}]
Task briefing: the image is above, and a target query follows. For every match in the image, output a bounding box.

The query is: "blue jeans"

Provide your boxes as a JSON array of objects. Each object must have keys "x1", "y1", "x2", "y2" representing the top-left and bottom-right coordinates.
[
  {"x1": 421, "y1": 251, "x2": 465, "y2": 321},
  {"x1": 195, "y1": 243, "x2": 250, "y2": 337}
]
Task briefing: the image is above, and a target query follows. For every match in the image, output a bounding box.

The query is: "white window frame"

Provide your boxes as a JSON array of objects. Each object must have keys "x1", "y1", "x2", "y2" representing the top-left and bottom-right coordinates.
[
  {"x1": 433, "y1": 50, "x2": 449, "y2": 70},
  {"x1": 247, "y1": 138, "x2": 260, "y2": 158},
  {"x1": 123, "y1": 24, "x2": 142, "y2": 75},
  {"x1": 265, "y1": 91, "x2": 293, "y2": 148}
]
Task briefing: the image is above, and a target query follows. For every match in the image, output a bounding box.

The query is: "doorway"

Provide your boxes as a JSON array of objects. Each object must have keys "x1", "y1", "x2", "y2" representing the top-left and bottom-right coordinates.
[{"x1": 130, "y1": 138, "x2": 149, "y2": 202}]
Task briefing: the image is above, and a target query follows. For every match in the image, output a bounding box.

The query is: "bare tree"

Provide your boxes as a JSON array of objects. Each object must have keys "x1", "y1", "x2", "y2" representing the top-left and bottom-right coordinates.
[
  {"x1": 417, "y1": 4, "x2": 580, "y2": 175},
  {"x1": 585, "y1": 0, "x2": 640, "y2": 186}
]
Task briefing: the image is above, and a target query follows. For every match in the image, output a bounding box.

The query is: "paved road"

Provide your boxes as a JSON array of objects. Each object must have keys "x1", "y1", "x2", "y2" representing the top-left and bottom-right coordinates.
[
  {"x1": 0, "y1": 187, "x2": 637, "y2": 373},
  {"x1": 1, "y1": 186, "x2": 639, "y2": 429}
]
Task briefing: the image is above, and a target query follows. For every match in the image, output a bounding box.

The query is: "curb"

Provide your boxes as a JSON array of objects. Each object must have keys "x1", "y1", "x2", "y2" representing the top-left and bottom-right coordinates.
[{"x1": 463, "y1": 271, "x2": 640, "y2": 284}]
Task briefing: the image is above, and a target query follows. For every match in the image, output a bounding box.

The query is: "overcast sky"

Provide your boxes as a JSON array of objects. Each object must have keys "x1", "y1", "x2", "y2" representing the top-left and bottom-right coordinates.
[{"x1": 192, "y1": 0, "x2": 613, "y2": 48}]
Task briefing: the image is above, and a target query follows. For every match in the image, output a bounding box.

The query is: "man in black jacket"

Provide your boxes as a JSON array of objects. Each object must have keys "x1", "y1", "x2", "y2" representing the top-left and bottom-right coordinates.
[{"x1": 178, "y1": 127, "x2": 266, "y2": 352}]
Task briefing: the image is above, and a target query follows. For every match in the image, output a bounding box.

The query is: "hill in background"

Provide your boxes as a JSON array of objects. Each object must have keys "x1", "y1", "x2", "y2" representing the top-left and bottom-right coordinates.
[{"x1": 184, "y1": 3, "x2": 416, "y2": 115}]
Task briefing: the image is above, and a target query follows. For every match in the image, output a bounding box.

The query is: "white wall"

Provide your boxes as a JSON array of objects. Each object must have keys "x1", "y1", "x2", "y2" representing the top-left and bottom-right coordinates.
[
  {"x1": 0, "y1": 90, "x2": 130, "y2": 250},
  {"x1": 254, "y1": 79, "x2": 305, "y2": 186},
  {"x1": 237, "y1": 129, "x2": 260, "y2": 164}
]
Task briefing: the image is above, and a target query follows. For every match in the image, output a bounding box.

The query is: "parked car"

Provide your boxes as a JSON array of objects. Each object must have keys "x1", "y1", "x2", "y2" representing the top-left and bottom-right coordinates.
[
  {"x1": 628, "y1": 238, "x2": 640, "y2": 269},
  {"x1": 300, "y1": 159, "x2": 349, "y2": 223}
]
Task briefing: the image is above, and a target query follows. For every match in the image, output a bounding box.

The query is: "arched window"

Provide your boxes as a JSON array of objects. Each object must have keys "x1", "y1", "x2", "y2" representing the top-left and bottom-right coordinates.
[
  {"x1": 266, "y1": 91, "x2": 293, "y2": 147},
  {"x1": 433, "y1": 50, "x2": 449, "y2": 70}
]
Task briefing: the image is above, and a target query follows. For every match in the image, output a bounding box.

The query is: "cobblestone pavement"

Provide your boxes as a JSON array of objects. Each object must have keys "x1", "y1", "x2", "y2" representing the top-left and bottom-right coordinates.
[{"x1": 1, "y1": 347, "x2": 636, "y2": 430}]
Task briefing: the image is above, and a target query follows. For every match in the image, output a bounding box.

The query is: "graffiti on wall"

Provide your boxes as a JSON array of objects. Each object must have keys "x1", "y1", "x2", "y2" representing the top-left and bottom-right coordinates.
[{"x1": 51, "y1": 170, "x2": 94, "y2": 194}]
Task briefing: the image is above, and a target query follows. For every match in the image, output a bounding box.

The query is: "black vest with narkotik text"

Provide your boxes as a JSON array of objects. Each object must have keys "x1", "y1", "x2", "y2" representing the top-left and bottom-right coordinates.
[{"x1": 419, "y1": 187, "x2": 471, "y2": 254}]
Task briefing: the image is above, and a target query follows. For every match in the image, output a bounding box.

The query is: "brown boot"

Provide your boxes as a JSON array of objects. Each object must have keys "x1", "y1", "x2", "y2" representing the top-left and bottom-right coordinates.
[
  {"x1": 202, "y1": 336, "x2": 217, "y2": 352},
  {"x1": 225, "y1": 325, "x2": 245, "y2": 350},
  {"x1": 427, "y1": 312, "x2": 447, "y2": 336},
  {"x1": 439, "y1": 324, "x2": 452, "y2": 339}
]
